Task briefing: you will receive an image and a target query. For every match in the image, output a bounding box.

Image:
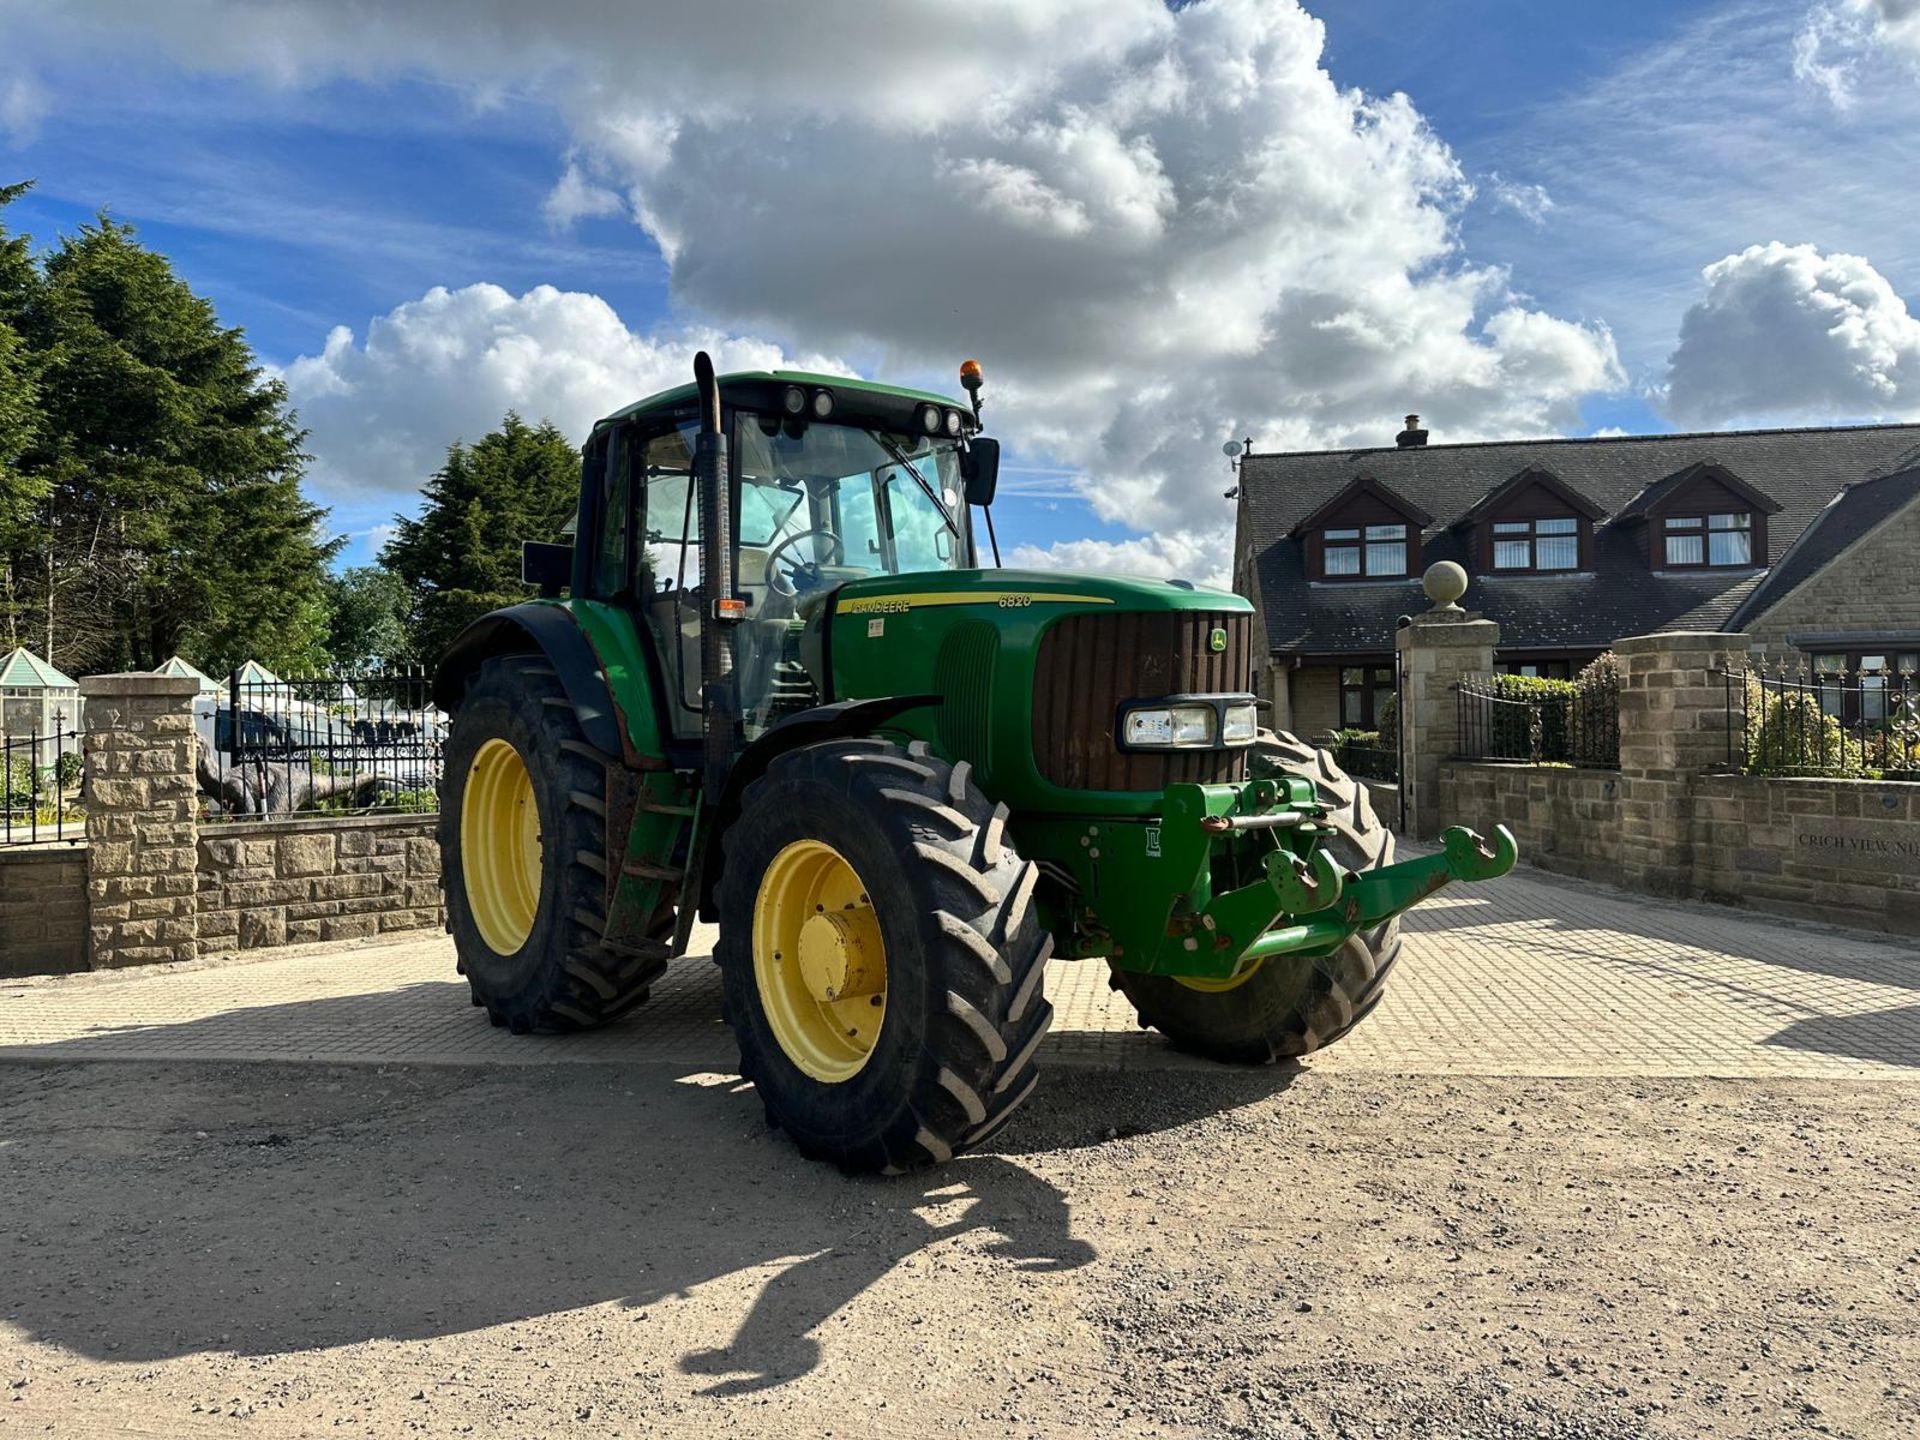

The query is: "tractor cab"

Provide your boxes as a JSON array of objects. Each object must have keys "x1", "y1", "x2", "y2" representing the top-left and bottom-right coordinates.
[{"x1": 571, "y1": 373, "x2": 989, "y2": 745}]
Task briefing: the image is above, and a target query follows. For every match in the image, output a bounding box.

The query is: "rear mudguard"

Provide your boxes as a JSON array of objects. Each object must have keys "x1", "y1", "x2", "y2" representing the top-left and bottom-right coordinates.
[{"x1": 433, "y1": 602, "x2": 626, "y2": 762}]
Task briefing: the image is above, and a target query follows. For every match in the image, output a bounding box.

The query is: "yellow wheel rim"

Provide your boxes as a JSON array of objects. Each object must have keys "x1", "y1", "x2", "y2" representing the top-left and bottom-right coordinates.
[
  {"x1": 461, "y1": 737, "x2": 542, "y2": 955},
  {"x1": 1175, "y1": 958, "x2": 1265, "y2": 994},
  {"x1": 753, "y1": 839, "x2": 887, "y2": 1083}
]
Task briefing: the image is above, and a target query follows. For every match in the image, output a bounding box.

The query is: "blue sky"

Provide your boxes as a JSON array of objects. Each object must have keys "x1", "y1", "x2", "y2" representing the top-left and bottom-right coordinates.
[{"x1": 3, "y1": 0, "x2": 1917, "y2": 577}]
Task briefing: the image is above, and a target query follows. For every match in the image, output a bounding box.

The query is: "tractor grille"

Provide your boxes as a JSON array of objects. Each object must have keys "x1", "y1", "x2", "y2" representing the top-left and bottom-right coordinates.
[
  {"x1": 935, "y1": 620, "x2": 999, "y2": 778},
  {"x1": 1031, "y1": 610, "x2": 1253, "y2": 791}
]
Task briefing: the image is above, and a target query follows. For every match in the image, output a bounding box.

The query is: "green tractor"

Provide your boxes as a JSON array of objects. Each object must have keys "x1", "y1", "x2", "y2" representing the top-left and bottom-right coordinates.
[{"x1": 434, "y1": 354, "x2": 1516, "y2": 1172}]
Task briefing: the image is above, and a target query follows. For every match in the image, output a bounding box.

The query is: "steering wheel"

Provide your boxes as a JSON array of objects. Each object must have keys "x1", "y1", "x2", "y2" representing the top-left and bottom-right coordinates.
[{"x1": 764, "y1": 529, "x2": 846, "y2": 597}]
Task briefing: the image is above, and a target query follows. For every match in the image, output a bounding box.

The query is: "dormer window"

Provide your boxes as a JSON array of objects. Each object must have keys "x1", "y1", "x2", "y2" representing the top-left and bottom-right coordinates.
[
  {"x1": 1491, "y1": 516, "x2": 1580, "y2": 572},
  {"x1": 1663, "y1": 512, "x2": 1752, "y2": 568},
  {"x1": 1324, "y1": 523, "x2": 1408, "y2": 578},
  {"x1": 1619, "y1": 462, "x2": 1777, "y2": 571},
  {"x1": 1451, "y1": 464, "x2": 1601, "y2": 577},
  {"x1": 1294, "y1": 475, "x2": 1429, "y2": 582}
]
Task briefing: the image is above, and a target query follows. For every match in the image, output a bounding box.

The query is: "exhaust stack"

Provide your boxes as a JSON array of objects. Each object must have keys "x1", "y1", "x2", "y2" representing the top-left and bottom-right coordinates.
[{"x1": 693, "y1": 351, "x2": 736, "y2": 803}]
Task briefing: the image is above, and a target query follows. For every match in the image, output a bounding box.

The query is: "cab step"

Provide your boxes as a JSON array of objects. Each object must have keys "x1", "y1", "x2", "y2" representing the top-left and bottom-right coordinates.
[{"x1": 622, "y1": 859, "x2": 686, "y2": 882}]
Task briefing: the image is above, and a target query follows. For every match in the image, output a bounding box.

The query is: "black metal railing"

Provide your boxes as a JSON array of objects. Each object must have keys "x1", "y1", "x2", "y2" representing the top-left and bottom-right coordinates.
[
  {"x1": 1335, "y1": 735, "x2": 1400, "y2": 783},
  {"x1": 1, "y1": 713, "x2": 83, "y2": 846},
  {"x1": 202, "y1": 667, "x2": 443, "y2": 820},
  {"x1": 1722, "y1": 665, "x2": 1920, "y2": 777},
  {"x1": 1454, "y1": 673, "x2": 1620, "y2": 768}
]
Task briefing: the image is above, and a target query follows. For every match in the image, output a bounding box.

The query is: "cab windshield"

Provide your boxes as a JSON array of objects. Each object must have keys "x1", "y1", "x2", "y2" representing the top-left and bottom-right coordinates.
[
  {"x1": 634, "y1": 412, "x2": 973, "y2": 743},
  {"x1": 732, "y1": 417, "x2": 969, "y2": 596}
]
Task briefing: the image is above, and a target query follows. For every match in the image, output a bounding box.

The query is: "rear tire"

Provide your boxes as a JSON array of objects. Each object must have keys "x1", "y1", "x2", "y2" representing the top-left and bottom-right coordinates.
[
  {"x1": 1110, "y1": 728, "x2": 1401, "y2": 1063},
  {"x1": 715, "y1": 738, "x2": 1053, "y2": 1172},
  {"x1": 441, "y1": 654, "x2": 666, "y2": 1033}
]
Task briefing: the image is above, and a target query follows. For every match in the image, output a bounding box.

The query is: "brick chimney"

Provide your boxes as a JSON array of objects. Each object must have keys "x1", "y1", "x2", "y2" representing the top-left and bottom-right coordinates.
[{"x1": 1395, "y1": 414, "x2": 1428, "y2": 448}]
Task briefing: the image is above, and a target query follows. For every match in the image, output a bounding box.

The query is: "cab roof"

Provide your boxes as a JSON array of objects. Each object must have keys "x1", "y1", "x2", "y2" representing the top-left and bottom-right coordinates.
[{"x1": 595, "y1": 370, "x2": 968, "y2": 432}]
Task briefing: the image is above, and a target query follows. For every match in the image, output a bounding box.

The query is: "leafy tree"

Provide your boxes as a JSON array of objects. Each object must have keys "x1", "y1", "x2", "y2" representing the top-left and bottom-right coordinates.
[
  {"x1": 0, "y1": 182, "x2": 46, "y2": 651},
  {"x1": 8, "y1": 210, "x2": 336, "y2": 673},
  {"x1": 381, "y1": 413, "x2": 578, "y2": 664},
  {"x1": 323, "y1": 564, "x2": 413, "y2": 669}
]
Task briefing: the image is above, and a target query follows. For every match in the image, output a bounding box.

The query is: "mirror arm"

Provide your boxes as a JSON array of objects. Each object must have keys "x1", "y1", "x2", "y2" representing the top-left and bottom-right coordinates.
[{"x1": 980, "y1": 504, "x2": 1001, "y2": 567}]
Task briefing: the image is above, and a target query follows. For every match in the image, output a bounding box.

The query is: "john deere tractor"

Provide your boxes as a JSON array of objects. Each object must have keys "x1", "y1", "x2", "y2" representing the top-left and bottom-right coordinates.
[{"x1": 434, "y1": 354, "x2": 1516, "y2": 1172}]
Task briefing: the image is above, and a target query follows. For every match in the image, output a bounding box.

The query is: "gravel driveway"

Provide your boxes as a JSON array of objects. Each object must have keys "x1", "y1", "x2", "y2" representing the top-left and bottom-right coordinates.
[
  {"x1": 2, "y1": 1061, "x2": 1916, "y2": 1439},
  {"x1": 2, "y1": 859, "x2": 1917, "y2": 1438}
]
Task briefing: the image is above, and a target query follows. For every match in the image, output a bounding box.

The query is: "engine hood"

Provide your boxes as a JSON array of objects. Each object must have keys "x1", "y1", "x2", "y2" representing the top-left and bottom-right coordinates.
[{"x1": 826, "y1": 568, "x2": 1251, "y2": 617}]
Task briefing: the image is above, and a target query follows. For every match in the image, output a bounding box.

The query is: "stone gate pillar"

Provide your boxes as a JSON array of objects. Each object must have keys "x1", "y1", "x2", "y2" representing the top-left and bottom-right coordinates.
[
  {"x1": 79, "y1": 672, "x2": 200, "y2": 968},
  {"x1": 1612, "y1": 631, "x2": 1747, "y2": 897},
  {"x1": 1396, "y1": 563, "x2": 1500, "y2": 840}
]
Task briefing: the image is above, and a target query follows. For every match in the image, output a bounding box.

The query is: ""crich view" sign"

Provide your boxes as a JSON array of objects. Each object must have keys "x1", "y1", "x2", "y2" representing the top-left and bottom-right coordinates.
[{"x1": 1792, "y1": 817, "x2": 1920, "y2": 876}]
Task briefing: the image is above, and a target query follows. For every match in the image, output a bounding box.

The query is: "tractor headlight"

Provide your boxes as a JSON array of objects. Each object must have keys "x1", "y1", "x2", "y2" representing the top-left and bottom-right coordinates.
[
  {"x1": 918, "y1": 403, "x2": 943, "y2": 436},
  {"x1": 943, "y1": 407, "x2": 963, "y2": 437},
  {"x1": 1122, "y1": 704, "x2": 1216, "y2": 749},
  {"x1": 782, "y1": 385, "x2": 807, "y2": 416},
  {"x1": 811, "y1": 388, "x2": 835, "y2": 419},
  {"x1": 1116, "y1": 693, "x2": 1260, "y2": 751}
]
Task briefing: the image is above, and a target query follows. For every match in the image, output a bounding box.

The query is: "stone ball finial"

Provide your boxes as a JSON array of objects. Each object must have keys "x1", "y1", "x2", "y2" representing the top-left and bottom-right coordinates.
[{"x1": 1422, "y1": 560, "x2": 1468, "y2": 610}]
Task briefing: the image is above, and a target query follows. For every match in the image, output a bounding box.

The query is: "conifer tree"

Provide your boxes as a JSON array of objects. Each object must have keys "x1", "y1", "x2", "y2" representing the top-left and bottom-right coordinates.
[
  {"x1": 381, "y1": 413, "x2": 579, "y2": 664},
  {"x1": 10, "y1": 207, "x2": 335, "y2": 673}
]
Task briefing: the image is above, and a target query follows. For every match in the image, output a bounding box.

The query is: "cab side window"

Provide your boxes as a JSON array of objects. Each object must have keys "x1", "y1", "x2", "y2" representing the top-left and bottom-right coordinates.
[
  {"x1": 634, "y1": 419, "x2": 705, "y2": 736},
  {"x1": 590, "y1": 431, "x2": 635, "y2": 599},
  {"x1": 637, "y1": 422, "x2": 701, "y2": 597}
]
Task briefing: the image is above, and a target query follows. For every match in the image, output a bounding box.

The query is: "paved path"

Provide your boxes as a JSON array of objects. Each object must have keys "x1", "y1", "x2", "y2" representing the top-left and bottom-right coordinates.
[{"x1": 3, "y1": 860, "x2": 1917, "y2": 1078}]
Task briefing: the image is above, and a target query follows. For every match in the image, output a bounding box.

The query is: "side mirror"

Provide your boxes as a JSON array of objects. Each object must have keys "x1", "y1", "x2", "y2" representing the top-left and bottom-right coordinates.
[
  {"x1": 960, "y1": 437, "x2": 1000, "y2": 507},
  {"x1": 522, "y1": 540, "x2": 572, "y2": 597}
]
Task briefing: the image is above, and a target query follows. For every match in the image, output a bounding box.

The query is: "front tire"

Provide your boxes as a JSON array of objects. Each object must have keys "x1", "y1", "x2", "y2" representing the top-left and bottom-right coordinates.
[
  {"x1": 715, "y1": 738, "x2": 1052, "y2": 1172},
  {"x1": 441, "y1": 655, "x2": 667, "y2": 1033},
  {"x1": 1110, "y1": 728, "x2": 1401, "y2": 1063}
]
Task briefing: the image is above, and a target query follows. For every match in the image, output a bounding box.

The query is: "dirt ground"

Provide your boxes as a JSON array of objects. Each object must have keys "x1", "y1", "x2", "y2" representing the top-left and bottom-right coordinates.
[{"x1": 2, "y1": 1060, "x2": 1915, "y2": 1439}]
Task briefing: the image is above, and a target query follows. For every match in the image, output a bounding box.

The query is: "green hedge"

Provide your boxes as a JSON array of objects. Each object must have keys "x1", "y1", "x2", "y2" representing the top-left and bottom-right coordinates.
[
  {"x1": 1486, "y1": 674, "x2": 1576, "y2": 760},
  {"x1": 1474, "y1": 663, "x2": 1618, "y2": 766},
  {"x1": 2, "y1": 755, "x2": 33, "y2": 809},
  {"x1": 1744, "y1": 683, "x2": 1867, "y2": 777}
]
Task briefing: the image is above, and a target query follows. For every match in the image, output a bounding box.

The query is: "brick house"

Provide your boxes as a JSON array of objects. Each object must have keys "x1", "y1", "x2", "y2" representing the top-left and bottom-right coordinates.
[{"x1": 1232, "y1": 420, "x2": 1920, "y2": 736}]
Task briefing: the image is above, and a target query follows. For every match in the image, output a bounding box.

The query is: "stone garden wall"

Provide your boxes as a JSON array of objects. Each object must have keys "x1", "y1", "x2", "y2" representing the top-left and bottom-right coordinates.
[
  {"x1": 1434, "y1": 763, "x2": 1624, "y2": 885},
  {"x1": 197, "y1": 814, "x2": 445, "y2": 953},
  {"x1": 0, "y1": 848, "x2": 88, "y2": 977},
  {"x1": 0, "y1": 672, "x2": 448, "y2": 978},
  {"x1": 1687, "y1": 774, "x2": 1920, "y2": 935}
]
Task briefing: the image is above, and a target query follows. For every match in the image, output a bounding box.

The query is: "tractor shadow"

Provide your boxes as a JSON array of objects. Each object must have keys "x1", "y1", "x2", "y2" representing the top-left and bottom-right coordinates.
[{"x1": 0, "y1": 986, "x2": 1293, "y2": 1392}]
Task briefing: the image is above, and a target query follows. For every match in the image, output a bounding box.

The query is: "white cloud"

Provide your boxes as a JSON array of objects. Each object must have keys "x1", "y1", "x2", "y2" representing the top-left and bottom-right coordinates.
[
  {"x1": 282, "y1": 282, "x2": 842, "y2": 503},
  {"x1": 1008, "y1": 529, "x2": 1233, "y2": 590},
  {"x1": 1663, "y1": 241, "x2": 1920, "y2": 425},
  {"x1": 1796, "y1": 1, "x2": 1920, "y2": 106},
  {"x1": 1488, "y1": 173, "x2": 1555, "y2": 226},
  {"x1": 1851, "y1": 0, "x2": 1920, "y2": 61},
  {"x1": 541, "y1": 157, "x2": 625, "y2": 231},
  {"x1": 11, "y1": 0, "x2": 1629, "y2": 582},
  {"x1": 0, "y1": 0, "x2": 1163, "y2": 131},
  {"x1": 1796, "y1": 8, "x2": 1857, "y2": 105},
  {"x1": 0, "y1": 70, "x2": 48, "y2": 145}
]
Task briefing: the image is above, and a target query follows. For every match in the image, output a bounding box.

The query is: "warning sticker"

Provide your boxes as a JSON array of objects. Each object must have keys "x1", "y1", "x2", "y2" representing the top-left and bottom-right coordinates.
[{"x1": 867, "y1": 617, "x2": 885, "y2": 638}]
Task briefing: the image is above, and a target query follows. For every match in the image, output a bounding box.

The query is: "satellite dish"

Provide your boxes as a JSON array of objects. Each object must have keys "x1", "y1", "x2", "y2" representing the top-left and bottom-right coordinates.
[{"x1": 1222, "y1": 439, "x2": 1245, "y2": 458}]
